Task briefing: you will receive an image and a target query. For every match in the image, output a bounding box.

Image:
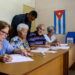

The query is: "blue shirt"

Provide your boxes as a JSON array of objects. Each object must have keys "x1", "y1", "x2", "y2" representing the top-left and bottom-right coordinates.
[
  {"x1": 10, "y1": 36, "x2": 29, "y2": 50},
  {"x1": 28, "y1": 31, "x2": 46, "y2": 46},
  {"x1": 0, "y1": 39, "x2": 14, "y2": 55}
]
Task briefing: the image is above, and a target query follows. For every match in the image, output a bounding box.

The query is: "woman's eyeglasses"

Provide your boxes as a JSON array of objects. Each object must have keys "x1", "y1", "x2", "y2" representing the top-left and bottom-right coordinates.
[{"x1": 0, "y1": 30, "x2": 8, "y2": 37}]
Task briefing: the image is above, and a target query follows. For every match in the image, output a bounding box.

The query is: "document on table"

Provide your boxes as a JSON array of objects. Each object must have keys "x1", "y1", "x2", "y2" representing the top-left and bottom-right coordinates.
[
  {"x1": 47, "y1": 51, "x2": 57, "y2": 53},
  {"x1": 31, "y1": 47, "x2": 57, "y2": 54},
  {"x1": 59, "y1": 44, "x2": 68, "y2": 46},
  {"x1": 5, "y1": 54, "x2": 33, "y2": 63},
  {"x1": 31, "y1": 47, "x2": 50, "y2": 53},
  {"x1": 50, "y1": 44, "x2": 70, "y2": 50}
]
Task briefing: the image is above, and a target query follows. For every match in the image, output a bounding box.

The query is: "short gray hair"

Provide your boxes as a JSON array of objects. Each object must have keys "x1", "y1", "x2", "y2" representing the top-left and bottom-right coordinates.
[
  {"x1": 37, "y1": 24, "x2": 45, "y2": 29},
  {"x1": 17, "y1": 23, "x2": 29, "y2": 31},
  {"x1": 47, "y1": 26, "x2": 54, "y2": 32}
]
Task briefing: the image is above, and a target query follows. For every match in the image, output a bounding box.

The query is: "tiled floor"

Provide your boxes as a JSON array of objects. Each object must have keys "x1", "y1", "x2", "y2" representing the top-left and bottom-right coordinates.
[
  {"x1": 69, "y1": 70, "x2": 75, "y2": 75},
  {"x1": 69, "y1": 63, "x2": 75, "y2": 75}
]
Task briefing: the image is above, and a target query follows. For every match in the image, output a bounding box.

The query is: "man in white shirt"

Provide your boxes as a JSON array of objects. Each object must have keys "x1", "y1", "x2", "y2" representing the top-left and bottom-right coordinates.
[{"x1": 44, "y1": 26, "x2": 59, "y2": 46}]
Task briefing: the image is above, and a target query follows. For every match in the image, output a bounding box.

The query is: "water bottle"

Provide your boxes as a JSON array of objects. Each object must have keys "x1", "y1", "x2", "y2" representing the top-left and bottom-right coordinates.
[{"x1": 67, "y1": 38, "x2": 73, "y2": 44}]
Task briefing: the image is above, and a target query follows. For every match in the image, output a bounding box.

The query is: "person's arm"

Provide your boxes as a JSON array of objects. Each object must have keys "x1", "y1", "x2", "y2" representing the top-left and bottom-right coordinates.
[
  {"x1": 0, "y1": 54, "x2": 12, "y2": 62},
  {"x1": 30, "y1": 43, "x2": 50, "y2": 50},
  {"x1": 51, "y1": 39, "x2": 60, "y2": 46},
  {"x1": 0, "y1": 55, "x2": 4, "y2": 62},
  {"x1": 14, "y1": 48, "x2": 31, "y2": 56},
  {"x1": 5, "y1": 40, "x2": 14, "y2": 54}
]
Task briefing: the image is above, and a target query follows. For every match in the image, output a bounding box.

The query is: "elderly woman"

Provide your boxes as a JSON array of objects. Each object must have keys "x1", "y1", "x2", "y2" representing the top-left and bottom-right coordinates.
[
  {"x1": 10, "y1": 23, "x2": 31, "y2": 56},
  {"x1": 28, "y1": 24, "x2": 50, "y2": 48},
  {"x1": 44, "y1": 26, "x2": 59, "y2": 46},
  {"x1": 0, "y1": 21, "x2": 14, "y2": 62}
]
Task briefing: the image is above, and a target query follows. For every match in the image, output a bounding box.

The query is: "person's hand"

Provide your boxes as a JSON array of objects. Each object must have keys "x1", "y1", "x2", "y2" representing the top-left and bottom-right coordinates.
[
  {"x1": 20, "y1": 49, "x2": 32, "y2": 56},
  {"x1": 30, "y1": 47, "x2": 37, "y2": 50},
  {"x1": 57, "y1": 41, "x2": 60, "y2": 46},
  {"x1": 2, "y1": 54, "x2": 12, "y2": 62},
  {"x1": 51, "y1": 40, "x2": 60, "y2": 46},
  {"x1": 55, "y1": 41, "x2": 60, "y2": 46},
  {"x1": 27, "y1": 49, "x2": 32, "y2": 57},
  {"x1": 45, "y1": 42, "x2": 50, "y2": 48}
]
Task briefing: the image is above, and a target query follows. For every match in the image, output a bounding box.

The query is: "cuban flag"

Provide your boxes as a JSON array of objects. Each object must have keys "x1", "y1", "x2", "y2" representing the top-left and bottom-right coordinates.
[{"x1": 54, "y1": 10, "x2": 66, "y2": 34}]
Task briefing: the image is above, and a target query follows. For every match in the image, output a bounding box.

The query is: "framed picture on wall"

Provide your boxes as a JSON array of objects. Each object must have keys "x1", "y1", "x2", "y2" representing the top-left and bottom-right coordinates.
[{"x1": 23, "y1": 5, "x2": 36, "y2": 32}]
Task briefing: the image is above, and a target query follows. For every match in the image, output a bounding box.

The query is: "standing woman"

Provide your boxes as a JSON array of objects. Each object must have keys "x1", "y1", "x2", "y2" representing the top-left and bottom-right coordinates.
[{"x1": 0, "y1": 21, "x2": 14, "y2": 62}]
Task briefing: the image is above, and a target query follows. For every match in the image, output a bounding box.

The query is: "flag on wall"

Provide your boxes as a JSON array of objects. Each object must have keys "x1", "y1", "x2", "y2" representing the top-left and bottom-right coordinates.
[{"x1": 54, "y1": 10, "x2": 66, "y2": 34}]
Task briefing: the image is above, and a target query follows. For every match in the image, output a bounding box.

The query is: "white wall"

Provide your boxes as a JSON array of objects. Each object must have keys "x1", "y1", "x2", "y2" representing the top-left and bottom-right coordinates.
[
  {"x1": 0, "y1": 0, "x2": 35, "y2": 24},
  {"x1": 22, "y1": 0, "x2": 35, "y2": 8},
  {"x1": 36, "y1": 0, "x2": 75, "y2": 32},
  {"x1": 35, "y1": 0, "x2": 75, "y2": 43},
  {"x1": 0, "y1": 0, "x2": 74, "y2": 42}
]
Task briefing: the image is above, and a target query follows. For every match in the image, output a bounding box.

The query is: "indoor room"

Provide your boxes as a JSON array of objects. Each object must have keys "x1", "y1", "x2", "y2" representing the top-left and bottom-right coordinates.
[{"x1": 0, "y1": 0, "x2": 75, "y2": 75}]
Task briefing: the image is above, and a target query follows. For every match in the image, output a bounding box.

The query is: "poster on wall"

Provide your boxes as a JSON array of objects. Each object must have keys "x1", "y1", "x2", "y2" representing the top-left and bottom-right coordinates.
[
  {"x1": 23, "y1": 5, "x2": 36, "y2": 32},
  {"x1": 54, "y1": 10, "x2": 66, "y2": 34}
]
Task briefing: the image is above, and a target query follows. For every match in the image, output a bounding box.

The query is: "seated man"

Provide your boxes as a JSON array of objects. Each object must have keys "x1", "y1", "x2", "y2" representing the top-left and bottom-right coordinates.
[
  {"x1": 28, "y1": 24, "x2": 50, "y2": 49},
  {"x1": 44, "y1": 26, "x2": 60, "y2": 46},
  {"x1": 10, "y1": 23, "x2": 31, "y2": 56}
]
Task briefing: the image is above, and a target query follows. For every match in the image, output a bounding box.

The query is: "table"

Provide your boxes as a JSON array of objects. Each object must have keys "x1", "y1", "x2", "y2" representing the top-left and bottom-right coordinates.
[{"x1": 0, "y1": 50, "x2": 69, "y2": 75}]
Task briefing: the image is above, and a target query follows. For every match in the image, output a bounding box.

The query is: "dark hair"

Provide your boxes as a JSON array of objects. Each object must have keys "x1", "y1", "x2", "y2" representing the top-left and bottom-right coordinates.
[
  {"x1": 0, "y1": 20, "x2": 10, "y2": 30},
  {"x1": 29, "y1": 10, "x2": 37, "y2": 18}
]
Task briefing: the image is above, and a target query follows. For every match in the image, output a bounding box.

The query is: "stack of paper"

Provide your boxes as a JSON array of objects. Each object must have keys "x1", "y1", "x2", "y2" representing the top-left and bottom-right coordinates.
[
  {"x1": 59, "y1": 44, "x2": 68, "y2": 46},
  {"x1": 47, "y1": 51, "x2": 57, "y2": 53},
  {"x1": 5, "y1": 54, "x2": 33, "y2": 63},
  {"x1": 50, "y1": 44, "x2": 70, "y2": 50},
  {"x1": 31, "y1": 47, "x2": 57, "y2": 54},
  {"x1": 31, "y1": 47, "x2": 49, "y2": 53}
]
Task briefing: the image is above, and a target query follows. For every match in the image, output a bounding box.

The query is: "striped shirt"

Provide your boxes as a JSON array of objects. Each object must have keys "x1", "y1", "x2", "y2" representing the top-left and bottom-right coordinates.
[{"x1": 28, "y1": 31, "x2": 46, "y2": 46}]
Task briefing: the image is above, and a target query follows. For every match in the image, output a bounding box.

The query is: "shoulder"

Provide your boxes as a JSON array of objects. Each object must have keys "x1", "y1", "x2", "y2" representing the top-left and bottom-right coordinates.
[
  {"x1": 13, "y1": 14, "x2": 26, "y2": 20},
  {"x1": 11, "y1": 36, "x2": 19, "y2": 41},
  {"x1": 3, "y1": 39, "x2": 10, "y2": 46},
  {"x1": 44, "y1": 34, "x2": 48, "y2": 37},
  {"x1": 3, "y1": 39, "x2": 9, "y2": 43},
  {"x1": 29, "y1": 31, "x2": 37, "y2": 37}
]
